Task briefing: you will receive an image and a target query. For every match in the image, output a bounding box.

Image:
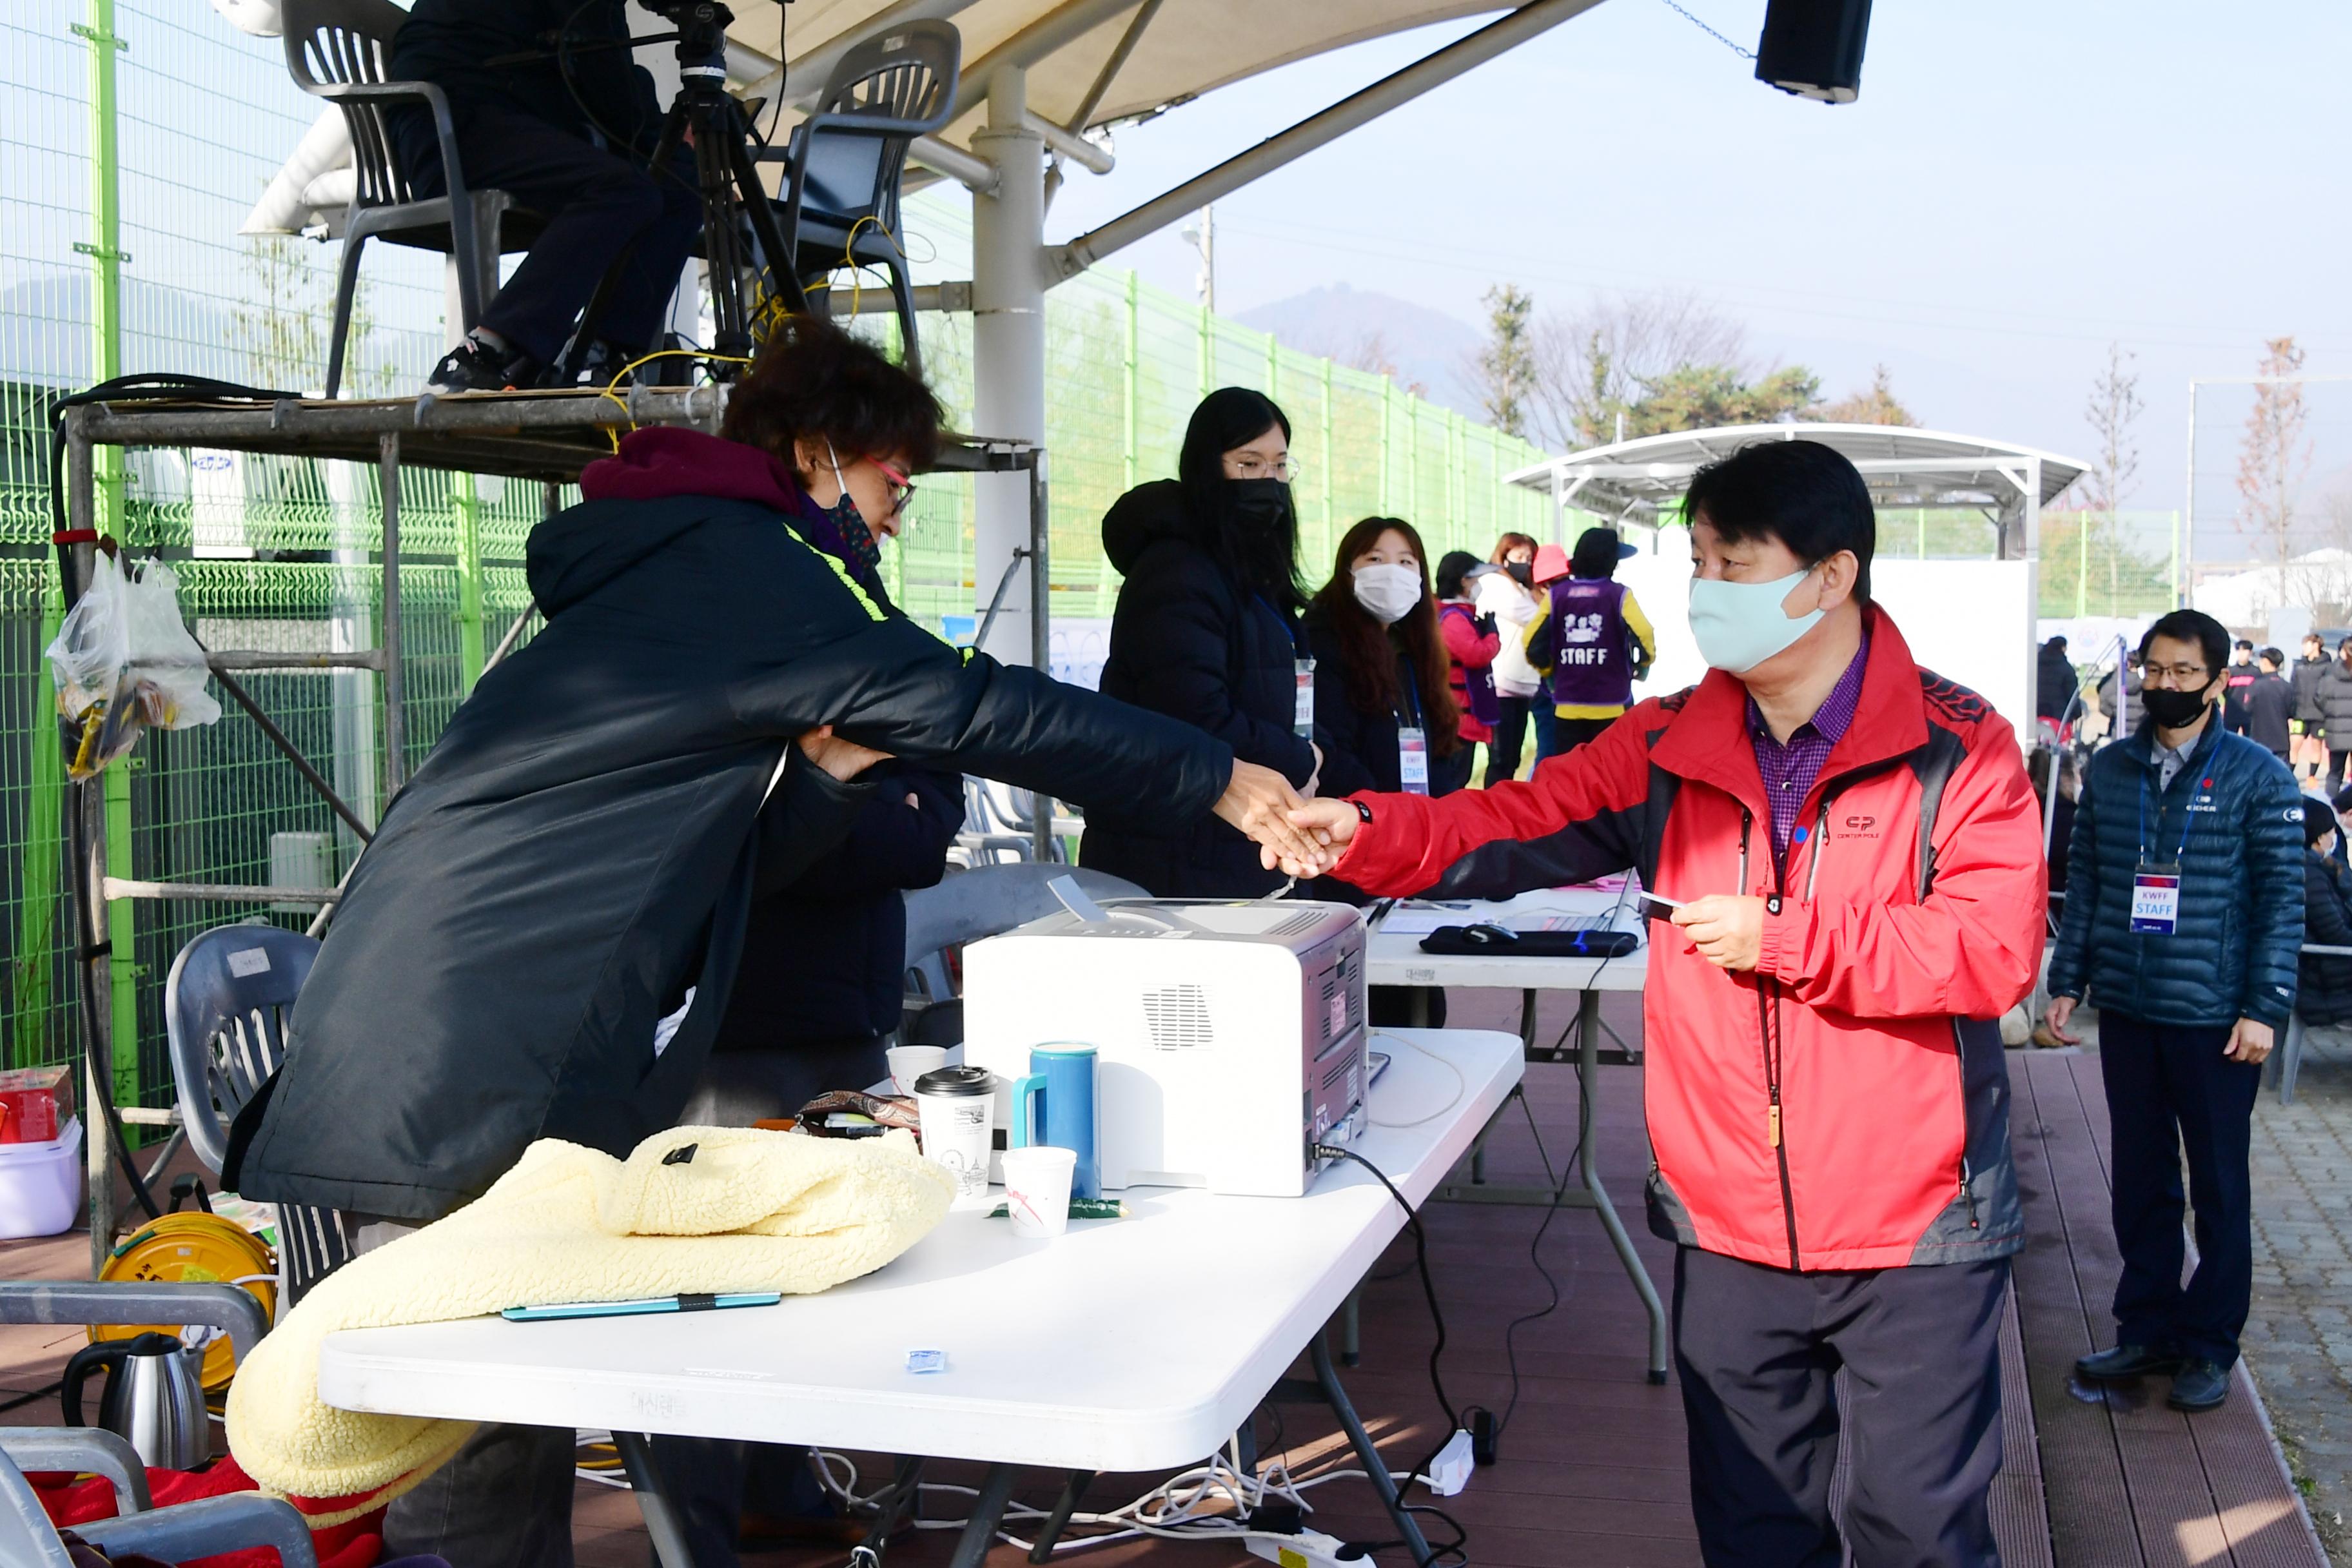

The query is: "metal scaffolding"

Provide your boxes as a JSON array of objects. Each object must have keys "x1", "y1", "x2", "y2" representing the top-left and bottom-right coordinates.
[{"x1": 55, "y1": 385, "x2": 1052, "y2": 1275}]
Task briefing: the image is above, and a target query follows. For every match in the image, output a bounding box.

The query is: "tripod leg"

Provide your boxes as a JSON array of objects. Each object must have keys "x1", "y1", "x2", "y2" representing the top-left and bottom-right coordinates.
[{"x1": 721, "y1": 107, "x2": 803, "y2": 338}]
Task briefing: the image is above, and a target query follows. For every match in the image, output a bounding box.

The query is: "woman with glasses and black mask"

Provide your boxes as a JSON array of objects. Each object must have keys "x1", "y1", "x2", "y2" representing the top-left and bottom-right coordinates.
[{"x1": 1083, "y1": 387, "x2": 1324, "y2": 896}]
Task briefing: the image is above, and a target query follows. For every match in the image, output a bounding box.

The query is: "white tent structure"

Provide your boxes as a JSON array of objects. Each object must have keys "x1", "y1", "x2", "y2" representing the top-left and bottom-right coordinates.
[
  {"x1": 234, "y1": 0, "x2": 1619, "y2": 662},
  {"x1": 1504, "y1": 425, "x2": 2090, "y2": 742}
]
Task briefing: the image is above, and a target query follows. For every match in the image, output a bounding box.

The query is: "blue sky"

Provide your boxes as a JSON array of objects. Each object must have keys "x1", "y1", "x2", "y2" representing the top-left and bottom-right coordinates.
[{"x1": 1038, "y1": 0, "x2": 2352, "y2": 538}]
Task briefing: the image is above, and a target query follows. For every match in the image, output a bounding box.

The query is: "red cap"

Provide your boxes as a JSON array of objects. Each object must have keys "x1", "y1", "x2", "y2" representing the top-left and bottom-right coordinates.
[{"x1": 1532, "y1": 542, "x2": 1571, "y2": 585}]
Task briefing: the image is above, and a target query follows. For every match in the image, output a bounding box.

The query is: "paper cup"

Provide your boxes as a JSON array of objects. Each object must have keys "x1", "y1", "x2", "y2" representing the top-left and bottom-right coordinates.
[
  {"x1": 915, "y1": 1066, "x2": 999, "y2": 1210},
  {"x1": 887, "y1": 1044, "x2": 948, "y2": 1096},
  {"x1": 1000, "y1": 1146, "x2": 1076, "y2": 1239}
]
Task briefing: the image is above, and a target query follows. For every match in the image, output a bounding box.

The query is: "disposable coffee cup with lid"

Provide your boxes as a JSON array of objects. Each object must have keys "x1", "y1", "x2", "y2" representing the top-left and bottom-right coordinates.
[{"x1": 914, "y1": 1066, "x2": 1000, "y2": 1209}]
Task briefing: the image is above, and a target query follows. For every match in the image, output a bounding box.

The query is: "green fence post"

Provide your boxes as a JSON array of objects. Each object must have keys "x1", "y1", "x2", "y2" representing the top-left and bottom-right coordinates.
[
  {"x1": 79, "y1": 0, "x2": 137, "y2": 1112},
  {"x1": 454, "y1": 472, "x2": 484, "y2": 690},
  {"x1": 1122, "y1": 270, "x2": 1139, "y2": 493},
  {"x1": 13, "y1": 583, "x2": 64, "y2": 1067},
  {"x1": 1380, "y1": 377, "x2": 1394, "y2": 514},
  {"x1": 2075, "y1": 513, "x2": 2088, "y2": 618},
  {"x1": 1264, "y1": 328, "x2": 1278, "y2": 400},
  {"x1": 1318, "y1": 356, "x2": 1333, "y2": 545},
  {"x1": 1916, "y1": 507, "x2": 1925, "y2": 558},
  {"x1": 1196, "y1": 302, "x2": 1211, "y2": 400}
]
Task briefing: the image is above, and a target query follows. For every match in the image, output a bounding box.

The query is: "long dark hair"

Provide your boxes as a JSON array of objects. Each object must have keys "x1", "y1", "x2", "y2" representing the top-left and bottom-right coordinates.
[
  {"x1": 1312, "y1": 516, "x2": 1460, "y2": 757},
  {"x1": 1178, "y1": 387, "x2": 1305, "y2": 611}
]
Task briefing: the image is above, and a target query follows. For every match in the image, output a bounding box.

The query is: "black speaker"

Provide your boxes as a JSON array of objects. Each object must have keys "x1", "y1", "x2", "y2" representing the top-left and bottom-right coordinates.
[{"x1": 1754, "y1": 0, "x2": 1873, "y2": 104}]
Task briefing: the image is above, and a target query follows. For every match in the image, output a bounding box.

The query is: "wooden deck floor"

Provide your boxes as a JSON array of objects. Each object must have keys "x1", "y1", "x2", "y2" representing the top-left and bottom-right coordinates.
[{"x1": 0, "y1": 992, "x2": 2330, "y2": 1565}]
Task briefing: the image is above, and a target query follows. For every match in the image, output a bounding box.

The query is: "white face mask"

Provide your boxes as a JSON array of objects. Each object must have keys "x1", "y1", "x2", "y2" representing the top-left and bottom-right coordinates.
[
  {"x1": 1352, "y1": 562, "x2": 1423, "y2": 625},
  {"x1": 1687, "y1": 565, "x2": 1823, "y2": 674}
]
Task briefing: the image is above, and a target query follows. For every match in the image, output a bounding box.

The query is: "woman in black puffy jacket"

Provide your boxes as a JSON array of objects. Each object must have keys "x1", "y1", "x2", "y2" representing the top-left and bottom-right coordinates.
[
  {"x1": 2301, "y1": 798, "x2": 2352, "y2": 1026},
  {"x1": 1082, "y1": 388, "x2": 1322, "y2": 896}
]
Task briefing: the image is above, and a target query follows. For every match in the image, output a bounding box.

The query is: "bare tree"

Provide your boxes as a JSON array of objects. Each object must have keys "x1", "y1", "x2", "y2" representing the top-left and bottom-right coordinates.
[
  {"x1": 1814, "y1": 364, "x2": 1916, "y2": 426},
  {"x1": 1526, "y1": 288, "x2": 1750, "y2": 449},
  {"x1": 2235, "y1": 335, "x2": 2313, "y2": 574},
  {"x1": 1470, "y1": 284, "x2": 1535, "y2": 440},
  {"x1": 2077, "y1": 341, "x2": 2143, "y2": 518}
]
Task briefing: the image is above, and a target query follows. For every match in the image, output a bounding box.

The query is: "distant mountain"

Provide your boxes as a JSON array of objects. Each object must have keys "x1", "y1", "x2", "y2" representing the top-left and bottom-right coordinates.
[{"x1": 1234, "y1": 284, "x2": 1484, "y2": 420}]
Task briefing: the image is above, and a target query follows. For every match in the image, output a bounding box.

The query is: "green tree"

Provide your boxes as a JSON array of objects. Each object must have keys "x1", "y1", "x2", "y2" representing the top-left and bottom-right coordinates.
[
  {"x1": 1622, "y1": 363, "x2": 1821, "y2": 438},
  {"x1": 1472, "y1": 284, "x2": 1535, "y2": 439},
  {"x1": 1814, "y1": 364, "x2": 1916, "y2": 426}
]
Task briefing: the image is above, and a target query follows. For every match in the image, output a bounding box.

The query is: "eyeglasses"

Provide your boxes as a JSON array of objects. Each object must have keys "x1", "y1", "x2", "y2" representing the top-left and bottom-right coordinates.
[
  {"x1": 2142, "y1": 662, "x2": 2211, "y2": 687},
  {"x1": 1226, "y1": 455, "x2": 1305, "y2": 486},
  {"x1": 870, "y1": 457, "x2": 917, "y2": 518}
]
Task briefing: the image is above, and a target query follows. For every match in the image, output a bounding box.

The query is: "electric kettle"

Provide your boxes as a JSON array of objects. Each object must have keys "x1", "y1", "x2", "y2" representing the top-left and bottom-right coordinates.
[{"x1": 60, "y1": 1331, "x2": 209, "y2": 1469}]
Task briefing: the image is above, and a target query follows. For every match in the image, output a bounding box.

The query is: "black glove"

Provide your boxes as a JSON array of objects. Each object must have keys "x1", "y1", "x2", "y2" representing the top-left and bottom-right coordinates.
[{"x1": 1474, "y1": 612, "x2": 1498, "y2": 638}]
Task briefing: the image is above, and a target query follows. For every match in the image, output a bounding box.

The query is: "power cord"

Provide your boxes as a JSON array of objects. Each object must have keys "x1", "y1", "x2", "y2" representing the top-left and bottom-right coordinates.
[{"x1": 1309, "y1": 1144, "x2": 1471, "y2": 1565}]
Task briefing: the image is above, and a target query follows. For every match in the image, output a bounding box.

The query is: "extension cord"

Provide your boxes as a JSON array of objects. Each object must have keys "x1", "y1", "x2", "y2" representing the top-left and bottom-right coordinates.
[
  {"x1": 1427, "y1": 1428, "x2": 1475, "y2": 1497},
  {"x1": 1247, "y1": 1528, "x2": 1353, "y2": 1568}
]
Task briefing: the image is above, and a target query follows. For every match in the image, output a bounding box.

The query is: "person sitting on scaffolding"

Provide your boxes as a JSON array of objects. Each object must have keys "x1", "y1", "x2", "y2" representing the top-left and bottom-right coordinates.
[{"x1": 387, "y1": 0, "x2": 703, "y2": 393}]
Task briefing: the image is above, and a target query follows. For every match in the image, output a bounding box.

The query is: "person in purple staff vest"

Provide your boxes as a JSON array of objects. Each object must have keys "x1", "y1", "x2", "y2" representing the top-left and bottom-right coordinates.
[{"x1": 1526, "y1": 525, "x2": 1658, "y2": 755}]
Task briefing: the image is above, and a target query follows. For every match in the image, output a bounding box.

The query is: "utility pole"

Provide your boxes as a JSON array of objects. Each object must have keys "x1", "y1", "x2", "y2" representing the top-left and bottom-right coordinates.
[{"x1": 1181, "y1": 204, "x2": 1215, "y2": 312}]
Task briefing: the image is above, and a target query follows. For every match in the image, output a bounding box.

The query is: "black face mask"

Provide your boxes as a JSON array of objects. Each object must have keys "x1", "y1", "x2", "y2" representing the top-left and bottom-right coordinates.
[
  {"x1": 1505, "y1": 561, "x2": 1534, "y2": 586},
  {"x1": 2141, "y1": 681, "x2": 2215, "y2": 731},
  {"x1": 1226, "y1": 477, "x2": 1293, "y2": 527}
]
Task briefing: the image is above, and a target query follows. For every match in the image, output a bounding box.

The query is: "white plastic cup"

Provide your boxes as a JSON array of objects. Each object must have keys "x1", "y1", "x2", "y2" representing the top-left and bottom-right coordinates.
[
  {"x1": 1000, "y1": 1146, "x2": 1076, "y2": 1240},
  {"x1": 914, "y1": 1067, "x2": 998, "y2": 1210},
  {"x1": 887, "y1": 1045, "x2": 948, "y2": 1097}
]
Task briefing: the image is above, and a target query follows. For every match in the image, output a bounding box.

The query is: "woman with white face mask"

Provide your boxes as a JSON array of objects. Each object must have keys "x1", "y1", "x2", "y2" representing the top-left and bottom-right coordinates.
[{"x1": 1302, "y1": 516, "x2": 1465, "y2": 809}]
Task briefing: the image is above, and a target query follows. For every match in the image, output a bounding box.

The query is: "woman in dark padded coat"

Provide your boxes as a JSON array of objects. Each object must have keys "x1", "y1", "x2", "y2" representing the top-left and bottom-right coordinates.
[
  {"x1": 1082, "y1": 388, "x2": 1322, "y2": 896},
  {"x1": 2300, "y1": 798, "x2": 2352, "y2": 1026}
]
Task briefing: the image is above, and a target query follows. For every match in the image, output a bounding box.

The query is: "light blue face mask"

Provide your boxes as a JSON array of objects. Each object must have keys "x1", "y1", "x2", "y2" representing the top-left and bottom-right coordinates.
[{"x1": 1687, "y1": 565, "x2": 1824, "y2": 674}]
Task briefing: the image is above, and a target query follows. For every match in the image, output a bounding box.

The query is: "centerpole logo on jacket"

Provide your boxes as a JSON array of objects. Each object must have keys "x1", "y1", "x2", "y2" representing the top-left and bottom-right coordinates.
[{"x1": 1542, "y1": 578, "x2": 1636, "y2": 709}]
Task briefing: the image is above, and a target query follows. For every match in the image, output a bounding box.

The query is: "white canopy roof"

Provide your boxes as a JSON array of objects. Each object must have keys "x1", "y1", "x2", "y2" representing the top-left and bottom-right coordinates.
[
  {"x1": 730, "y1": 1, "x2": 1523, "y2": 142},
  {"x1": 1504, "y1": 423, "x2": 2089, "y2": 529}
]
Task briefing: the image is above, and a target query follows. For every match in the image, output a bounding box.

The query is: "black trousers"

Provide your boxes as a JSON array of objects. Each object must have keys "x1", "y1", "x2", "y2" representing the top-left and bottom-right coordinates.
[
  {"x1": 1550, "y1": 714, "x2": 1619, "y2": 756},
  {"x1": 1485, "y1": 695, "x2": 1533, "y2": 786},
  {"x1": 1674, "y1": 1246, "x2": 2007, "y2": 1568},
  {"x1": 2097, "y1": 1012, "x2": 2262, "y2": 1366},
  {"x1": 395, "y1": 101, "x2": 703, "y2": 364}
]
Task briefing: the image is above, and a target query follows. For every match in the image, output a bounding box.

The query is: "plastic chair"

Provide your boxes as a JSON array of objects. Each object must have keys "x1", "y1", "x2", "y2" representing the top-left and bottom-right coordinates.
[
  {"x1": 165, "y1": 925, "x2": 319, "y2": 1177},
  {"x1": 763, "y1": 20, "x2": 960, "y2": 374},
  {"x1": 280, "y1": 0, "x2": 541, "y2": 396},
  {"x1": 0, "y1": 1446, "x2": 317, "y2": 1568}
]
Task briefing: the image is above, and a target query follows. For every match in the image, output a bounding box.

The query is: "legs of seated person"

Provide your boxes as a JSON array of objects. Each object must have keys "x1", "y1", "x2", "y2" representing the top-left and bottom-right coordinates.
[{"x1": 393, "y1": 103, "x2": 700, "y2": 364}]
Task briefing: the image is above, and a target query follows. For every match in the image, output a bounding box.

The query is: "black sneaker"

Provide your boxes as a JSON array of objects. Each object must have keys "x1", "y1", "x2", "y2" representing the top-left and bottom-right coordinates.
[
  {"x1": 2075, "y1": 1343, "x2": 2180, "y2": 1381},
  {"x1": 2168, "y1": 1359, "x2": 2230, "y2": 1412},
  {"x1": 427, "y1": 335, "x2": 536, "y2": 394}
]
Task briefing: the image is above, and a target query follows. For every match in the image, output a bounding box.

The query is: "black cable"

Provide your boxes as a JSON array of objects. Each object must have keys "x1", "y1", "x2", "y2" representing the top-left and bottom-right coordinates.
[
  {"x1": 1311, "y1": 1141, "x2": 1469, "y2": 1568},
  {"x1": 0, "y1": 1381, "x2": 63, "y2": 1415},
  {"x1": 1493, "y1": 1090, "x2": 1583, "y2": 1440},
  {"x1": 66, "y1": 785, "x2": 161, "y2": 1224}
]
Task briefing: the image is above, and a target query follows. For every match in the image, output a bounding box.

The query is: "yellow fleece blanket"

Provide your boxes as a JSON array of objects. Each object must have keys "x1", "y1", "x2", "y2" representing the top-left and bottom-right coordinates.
[{"x1": 226, "y1": 1124, "x2": 954, "y2": 1504}]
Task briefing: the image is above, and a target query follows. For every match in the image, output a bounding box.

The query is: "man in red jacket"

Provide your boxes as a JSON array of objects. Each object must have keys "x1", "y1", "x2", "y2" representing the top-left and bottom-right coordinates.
[{"x1": 1282, "y1": 440, "x2": 2044, "y2": 1567}]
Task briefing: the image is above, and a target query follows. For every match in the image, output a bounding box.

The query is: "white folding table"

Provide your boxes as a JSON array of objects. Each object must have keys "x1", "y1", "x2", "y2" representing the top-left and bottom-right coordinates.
[
  {"x1": 1366, "y1": 888, "x2": 1669, "y2": 1382},
  {"x1": 316, "y1": 1028, "x2": 1522, "y2": 1568}
]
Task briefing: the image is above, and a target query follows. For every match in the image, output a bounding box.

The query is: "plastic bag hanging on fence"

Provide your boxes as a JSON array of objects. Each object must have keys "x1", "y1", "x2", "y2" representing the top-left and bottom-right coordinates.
[{"x1": 45, "y1": 553, "x2": 222, "y2": 781}]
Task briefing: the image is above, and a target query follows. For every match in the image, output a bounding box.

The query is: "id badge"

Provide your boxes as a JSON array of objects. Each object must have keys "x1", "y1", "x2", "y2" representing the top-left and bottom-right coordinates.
[
  {"x1": 1398, "y1": 726, "x2": 1431, "y2": 794},
  {"x1": 1293, "y1": 659, "x2": 1316, "y2": 736},
  {"x1": 2130, "y1": 861, "x2": 2181, "y2": 936}
]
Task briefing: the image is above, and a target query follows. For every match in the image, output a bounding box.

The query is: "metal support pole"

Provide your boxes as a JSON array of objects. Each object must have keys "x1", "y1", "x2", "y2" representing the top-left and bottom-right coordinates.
[
  {"x1": 1030, "y1": 454, "x2": 1054, "y2": 863},
  {"x1": 378, "y1": 433, "x2": 406, "y2": 792},
  {"x1": 2183, "y1": 382, "x2": 2196, "y2": 611},
  {"x1": 613, "y1": 1433, "x2": 700, "y2": 1568},
  {"x1": 948, "y1": 1463, "x2": 1017, "y2": 1568},
  {"x1": 1380, "y1": 376, "x2": 1395, "y2": 515},
  {"x1": 13, "y1": 580, "x2": 64, "y2": 1066},
  {"x1": 1320, "y1": 357, "x2": 1333, "y2": 551},
  {"x1": 969, "y1": 67, "x2": 1046, "y2": 667},
  {"x1": 1575, "y1": 989, "x2": 1670, "y2": 1383},
  {"x1": 1308, "y1": 1335, "x2": 1436, "y2": 1567},
  {"x1": 1195, "y1": 301, "x2": 1211, "y2": 400}
]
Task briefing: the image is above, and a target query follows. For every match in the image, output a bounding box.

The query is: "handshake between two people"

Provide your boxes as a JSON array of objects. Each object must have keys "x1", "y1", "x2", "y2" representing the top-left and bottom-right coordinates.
[{"x1": 789, "y1": 727, "x2": 1346, "y2": 879}]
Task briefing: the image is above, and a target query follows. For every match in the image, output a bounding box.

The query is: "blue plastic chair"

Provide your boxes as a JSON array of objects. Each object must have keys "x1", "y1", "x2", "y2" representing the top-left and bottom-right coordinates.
[{"x1": 164, "y1": 925, "x2": 320, "y2": 1177}]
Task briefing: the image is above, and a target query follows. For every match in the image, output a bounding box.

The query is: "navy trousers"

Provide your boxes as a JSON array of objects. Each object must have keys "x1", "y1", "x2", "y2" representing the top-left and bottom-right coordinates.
[
  {"x1": 1674, "y1": 1246, "x2": 2008, "y2": 1568},
  {"x1": 2097, "y1": 1012, "x2": 2262, "y2": 1366},
  {"x1": 393, "y1": 101, "x2": 701, "y2": 365}
]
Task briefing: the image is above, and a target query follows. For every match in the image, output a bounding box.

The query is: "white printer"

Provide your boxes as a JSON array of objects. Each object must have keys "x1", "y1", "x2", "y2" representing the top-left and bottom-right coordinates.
[{"x1": 961, "y1": 896, "x2": 1369, "y2": 1197}]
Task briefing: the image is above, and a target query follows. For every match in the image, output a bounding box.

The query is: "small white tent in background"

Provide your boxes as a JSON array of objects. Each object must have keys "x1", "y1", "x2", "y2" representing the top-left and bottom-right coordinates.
[
  {"x1": 2190, "y1": 550, "x2": 2352, "y2": 633},
  {"x1": 1504, "y1": 424, "x2": 2088, "y2": 745}
]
